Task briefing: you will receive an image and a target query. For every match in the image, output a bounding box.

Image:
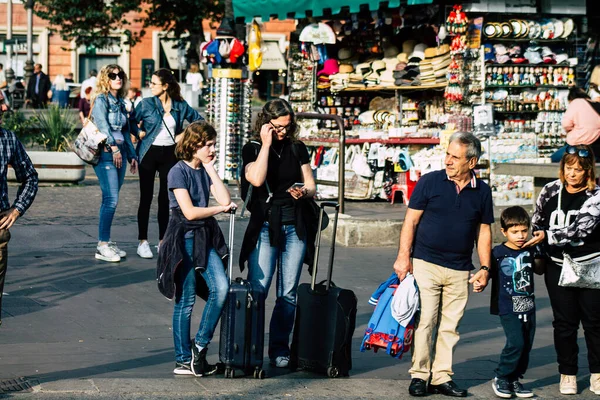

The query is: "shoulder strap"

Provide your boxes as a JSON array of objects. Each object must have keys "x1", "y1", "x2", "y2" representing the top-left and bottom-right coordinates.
[
  {"x1": 155, "y1": 99, "x2": 176, "y2": 142},
  {"x1": 587, "y1": 100, "x2": 600, "y2": 116}
]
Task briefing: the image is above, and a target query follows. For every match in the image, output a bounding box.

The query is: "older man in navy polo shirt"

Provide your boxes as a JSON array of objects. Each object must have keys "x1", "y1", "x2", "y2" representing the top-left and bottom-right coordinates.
[{"x1": 394, "y1": 132, "x2": 494, "y2": 398}]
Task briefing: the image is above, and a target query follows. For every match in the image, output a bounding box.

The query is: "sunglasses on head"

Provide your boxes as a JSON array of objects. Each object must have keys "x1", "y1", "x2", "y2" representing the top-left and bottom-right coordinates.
[
  {"x1": 108, "y1": 71, "x2": 125, "y2": 81},
  {"x1": 566, "y1": 145, "x2": 590, "y2": 158}
]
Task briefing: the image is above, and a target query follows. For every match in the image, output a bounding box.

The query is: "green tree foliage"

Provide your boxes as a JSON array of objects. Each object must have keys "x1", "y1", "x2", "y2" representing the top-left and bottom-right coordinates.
[{"x1": 33, "y1": 0, "x2": 225, "y2": 49}]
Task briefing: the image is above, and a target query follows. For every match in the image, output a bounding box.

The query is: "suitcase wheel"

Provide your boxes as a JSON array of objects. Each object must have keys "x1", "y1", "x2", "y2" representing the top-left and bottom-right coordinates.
[
  {"x1": 327, "y1": 366, "x2": 340, "y2": 378},
  {"x1": 225, "y1": 367, "x2": 235, "y2": 378},
  {"x1": 364, "y1": 343, "x2": 371, "y2": 350},
  {"x1": 253, "y1": 368, "x2": 265, "y2": 379}
]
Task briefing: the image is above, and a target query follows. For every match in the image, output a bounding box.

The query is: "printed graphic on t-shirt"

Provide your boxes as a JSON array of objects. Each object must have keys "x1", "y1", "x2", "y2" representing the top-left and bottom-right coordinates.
[
  {"x1": 496, "y1": 247, "x2": 535, "y2": 315},
  {"x1": 549, "y1": 208, "x2": 584, "y2": 247}
]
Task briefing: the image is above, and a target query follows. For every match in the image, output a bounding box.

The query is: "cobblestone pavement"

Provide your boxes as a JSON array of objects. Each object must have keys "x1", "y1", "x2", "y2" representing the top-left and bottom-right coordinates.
[{"x1": 1, "y1": 172, "x2": 596, "y2": 399}]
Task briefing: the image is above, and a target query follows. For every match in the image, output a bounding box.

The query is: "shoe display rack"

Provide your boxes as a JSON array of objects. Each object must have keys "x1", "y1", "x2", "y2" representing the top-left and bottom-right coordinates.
[{"x1": 206, "y1": 70, "x2": 252, "y2": 182}]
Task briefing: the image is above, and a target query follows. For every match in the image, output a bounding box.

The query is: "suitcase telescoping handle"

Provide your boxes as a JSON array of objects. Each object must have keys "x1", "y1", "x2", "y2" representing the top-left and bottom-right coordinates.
[
  {"x1": 226, "y1": 207, "x2": 236, "y2": 284},
  {"x1": 310, "y1": 201, "x2": 340, "y2": 292}
]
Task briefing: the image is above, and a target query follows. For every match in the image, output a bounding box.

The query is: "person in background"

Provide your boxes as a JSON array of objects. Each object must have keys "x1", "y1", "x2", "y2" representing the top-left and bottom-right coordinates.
[
  {"x1": 185, "y1": 63, "x2": 204, "y2": 92},
  {"x1": 0, "y1": 127, "x2": 38, "y2": 326},
  {"x1": 78, "y1": 86, "x2": 93, "y2": 125},
  {"x1": 80, "y1": 69, "x2": 97, "y2": 99},
  {"x1": 550, "y1": 88, "x2": 600, "y2": 162},
  {"x1": 91, "y1": 64, "x2": 138, "y2": 262},
  {"x1": 240, "y1": 98, "x2": 318, "y2": 369},
  {"x1": 50, "y1": 74, "x2": 70, "y2": 108},
  {"x1": 65, "y1": 72, "x2": 74, "y2": 83},
  {"x1": 124, "y1": 87, "x2": 142, "y2": 114},
  {"x1": 157, "y1": 121, "x2": 235, "y2": 376},
  {"x1": 526, "y1": 145, "x2": 600, "y2": 396},
  {"x1": 133, "y1": 69, "x2": 203, "y2": 259},
  {"x1": 25, "y1": 64, "x2": 51, "y2": 109},
  {"x1": 0, "y1": 64, "x2": 7, "y2": 105}
]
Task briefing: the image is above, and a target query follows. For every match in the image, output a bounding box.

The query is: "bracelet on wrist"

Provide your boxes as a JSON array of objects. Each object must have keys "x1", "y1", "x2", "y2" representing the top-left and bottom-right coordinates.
[
  {"x1": 112, "y1": 149, "x2": 121, "y2": 155},
  {"x1": 480, "y1": 266, "x2": 490, "y2": 272}
]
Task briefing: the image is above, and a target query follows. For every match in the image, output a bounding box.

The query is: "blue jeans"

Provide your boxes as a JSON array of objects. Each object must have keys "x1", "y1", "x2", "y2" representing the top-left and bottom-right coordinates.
[
  {"x1": 495, "y1": 313, "x2": 536, "y2": 381},
  {"x1": 247, "y1": 223, "x2": 307, "y2": 360},
  {"x1": 173, "y1": 237, "x2": 229, "y2": 364},
  {"x1": 93, "y1": 148, "x2": 126, "y2": 242}
]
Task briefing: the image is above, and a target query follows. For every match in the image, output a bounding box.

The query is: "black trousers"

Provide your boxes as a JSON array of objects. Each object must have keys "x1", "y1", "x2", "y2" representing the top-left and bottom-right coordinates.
[
  {"x1": 495, "y1": 312, "x2": 536, "y2": 381},
  {"x1": 137, "y1": 145, "x2": 177, "y2": 241},
  {"x1": 545, "y1": 260, "x2": 600, "y2": 375}
]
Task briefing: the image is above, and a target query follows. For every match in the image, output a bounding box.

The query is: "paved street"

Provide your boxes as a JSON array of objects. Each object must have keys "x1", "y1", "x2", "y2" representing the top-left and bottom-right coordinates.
[{"x1": 0, "y1": 173, "x2": 596, "y2": 398}]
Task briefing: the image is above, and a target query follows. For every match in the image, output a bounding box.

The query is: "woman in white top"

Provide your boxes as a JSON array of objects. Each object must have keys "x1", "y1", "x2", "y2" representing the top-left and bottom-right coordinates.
[
  {"x1": 133, "y1": 68, "x2": 203, "y2": 258},
  {"x1": 185, "y1": 63, "x2": 204, "y2": 92}
]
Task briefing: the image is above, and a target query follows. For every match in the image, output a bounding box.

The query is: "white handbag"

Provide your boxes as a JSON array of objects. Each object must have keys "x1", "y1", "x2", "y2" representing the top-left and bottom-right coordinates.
[
  {"x1": 559, "y1": 253, "x2": 600, "y2": 289},
  {"x1": 72, "y1": 100, "x2": 108, "y2": 165}
]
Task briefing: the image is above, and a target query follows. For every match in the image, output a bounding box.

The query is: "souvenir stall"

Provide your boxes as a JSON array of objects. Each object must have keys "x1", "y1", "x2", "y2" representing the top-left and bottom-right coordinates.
[
  {"x1": 283, "y1": 3, "x2": 453, "y2": 202},
  {"x1": 200, "y1": 18, "x2": 255, "y2": 182}
]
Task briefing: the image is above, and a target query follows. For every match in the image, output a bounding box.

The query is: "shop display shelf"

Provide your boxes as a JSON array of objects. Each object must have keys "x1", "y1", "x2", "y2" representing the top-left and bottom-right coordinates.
[
  {"x1": 483, "y1": 38, "x2": 574, "y2": 43},
  {"x1": 494, "y1": 110, "x2": 565, "y2": 114},
  {"x1": 334, "y1": 83, "x2": 447, "y2": 92},
  {"x1": 485, "y1": 64, "x2": 577, "y2": 68},
  {"x1": 303, "y1": 138, "x2": 440, "y2": 146},
  {"x1": 485, "y1": 84, "x2": 573, "y2": 89}
]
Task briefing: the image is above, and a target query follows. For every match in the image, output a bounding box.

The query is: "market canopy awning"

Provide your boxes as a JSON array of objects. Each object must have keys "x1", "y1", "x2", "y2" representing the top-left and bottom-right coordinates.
[{"x1": 233, "y1": 0, "x2": 434, "y2": 22}]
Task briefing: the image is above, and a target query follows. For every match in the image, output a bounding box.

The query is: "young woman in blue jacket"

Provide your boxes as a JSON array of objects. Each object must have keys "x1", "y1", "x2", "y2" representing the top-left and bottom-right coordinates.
[{"x1": 134, "y1": 69, "x2": 203, "y2": 259}]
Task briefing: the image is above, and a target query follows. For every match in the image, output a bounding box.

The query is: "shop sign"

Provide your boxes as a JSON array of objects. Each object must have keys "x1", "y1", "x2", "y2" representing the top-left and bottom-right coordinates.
[{"x1": 258, "y1": 41, "x2": 287, "y2": 71}]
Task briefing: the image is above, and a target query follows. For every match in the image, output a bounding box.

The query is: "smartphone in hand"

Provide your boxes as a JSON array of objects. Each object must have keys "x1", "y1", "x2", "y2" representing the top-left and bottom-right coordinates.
[{"x1": 287, "y1": 182, "x2": 305, "y2": 192}]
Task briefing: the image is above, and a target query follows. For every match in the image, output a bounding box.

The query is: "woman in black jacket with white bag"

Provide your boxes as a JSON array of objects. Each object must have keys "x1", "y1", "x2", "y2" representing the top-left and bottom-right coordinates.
[{"x1": 526, "y1": 144, "x2": 600, "y2": 396}]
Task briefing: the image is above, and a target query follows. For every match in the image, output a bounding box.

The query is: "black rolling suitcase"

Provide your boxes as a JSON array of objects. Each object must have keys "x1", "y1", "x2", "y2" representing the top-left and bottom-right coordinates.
[
  {"x1": 219, "y1": 210, "x2": 266, "y2": 379},
  {"x1": 290, "y1": 202, "x2": 357, "y2": 378}
]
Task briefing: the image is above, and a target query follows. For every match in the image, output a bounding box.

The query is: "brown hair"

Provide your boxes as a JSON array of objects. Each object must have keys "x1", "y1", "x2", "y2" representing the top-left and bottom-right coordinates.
[
  {"x1": 559, "y1": 145, "x2": 597, "y2": 191},
  {"x1": 175, "y1": 121, "x2": 217, "y2": 161},
  {"x1": 153, "y1": 68, "x2": 183, "y2": 102},
  {"x1": 253, "y1": 98, "x2": 298, "y2": 141},
  {"x1": 93, "y1": 64, "x2": 128, "y2": 99}
]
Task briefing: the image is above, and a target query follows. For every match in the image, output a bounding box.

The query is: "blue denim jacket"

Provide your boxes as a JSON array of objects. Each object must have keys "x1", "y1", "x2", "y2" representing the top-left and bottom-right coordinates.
[
  {"x1": 91, "y1": 93, "x2": 138, "y2": 162},
  {"x1": 134, "y1": 96, "x2": 203, "y2": 163}
]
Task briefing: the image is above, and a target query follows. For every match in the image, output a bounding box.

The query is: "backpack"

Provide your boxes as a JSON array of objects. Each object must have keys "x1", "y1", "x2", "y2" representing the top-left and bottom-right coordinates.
[{"x1": 360, "y1": 279, "x2": 415, "y2": 359}]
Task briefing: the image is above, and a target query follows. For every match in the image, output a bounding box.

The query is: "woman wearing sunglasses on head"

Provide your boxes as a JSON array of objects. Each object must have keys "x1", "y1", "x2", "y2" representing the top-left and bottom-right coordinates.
[
  {"x1": 91, "y1": 64, "x2": 139, "y2": 262},
  {"x1": 526, "y1": 144, "x2": 600, "y2": 396},
  {"x1": 133, "y1": 69, "x2": 203, "y2": 259},
  {"x1": 239, "y1": 99, "x2": 318, "y2": 368},
  {"x1": 551, "y1": 87, "x2": 600, "y2": 162}
]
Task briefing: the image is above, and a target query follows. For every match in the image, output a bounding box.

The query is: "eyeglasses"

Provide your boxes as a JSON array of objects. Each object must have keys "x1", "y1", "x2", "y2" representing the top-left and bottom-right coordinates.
[
  {"x1": 566, "y1": 145, "x2": 590, "y2": 158},
  {"x1": 149, "y1": 81, "x2": 162, "y2": 87},
  {"x1": 270, "y1": 121, "x2": 291, "y2": 132},
  {"x1": 108, "y1": 71, "x2": 125, "y2": 81}
]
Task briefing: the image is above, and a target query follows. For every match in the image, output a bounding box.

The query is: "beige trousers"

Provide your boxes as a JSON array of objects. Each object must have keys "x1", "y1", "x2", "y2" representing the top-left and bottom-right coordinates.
[{"x1": 409, "y1": 258, "x2": 469, "y2": 385}]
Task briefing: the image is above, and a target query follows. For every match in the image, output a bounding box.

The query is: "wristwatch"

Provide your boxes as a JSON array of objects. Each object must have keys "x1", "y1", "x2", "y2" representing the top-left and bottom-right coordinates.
[{"x1": 480, "y1": 266, "x2": 490, "y2": 272}]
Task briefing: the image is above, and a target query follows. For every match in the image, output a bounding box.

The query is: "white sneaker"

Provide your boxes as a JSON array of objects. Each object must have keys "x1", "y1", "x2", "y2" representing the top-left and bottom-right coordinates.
[
  {"x1": 95, "y1": 244, "x2": 121, "y2": 262},
  {"x1": 271, "y1": 356, "x2": 289, "y2": 368},
  {"x1": 560, "y1": 374, "x2": 578, "y2": 395},
  {"x1": 137, "y1": 241, "x2": 153, "y2": 259},
  {"x1": 108, "y1": 241, "x2": 126, "y2": 258},
  {"x1": 591, "y1": 373, "x2": 600, "y2": 395}
]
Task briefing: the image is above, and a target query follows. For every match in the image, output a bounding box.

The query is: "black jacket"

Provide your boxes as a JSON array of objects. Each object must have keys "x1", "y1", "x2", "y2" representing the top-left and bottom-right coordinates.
[
  {"x1": 26, "y1": 72, "x2": 51, "y2": 103},
  {"x1": 157, "y1": 208, "x2": 228, "y2": 300}
]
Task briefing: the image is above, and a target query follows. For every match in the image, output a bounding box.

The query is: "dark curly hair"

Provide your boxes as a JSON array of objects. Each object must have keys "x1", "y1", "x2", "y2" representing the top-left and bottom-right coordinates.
[
  {"x1": 175, "y1": 121, "x2": 217, "y2": 161},
  {"x1": 253, "y1": 98, "x2": 298, "y2": 141},
  {"x1": 153, "y1": 68, "x2": 183, "y2": 102}
]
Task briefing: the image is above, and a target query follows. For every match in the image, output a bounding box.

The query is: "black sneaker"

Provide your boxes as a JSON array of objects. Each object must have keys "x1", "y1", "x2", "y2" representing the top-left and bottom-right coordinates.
[
  {"x1": 173, "y1": 361, "x2": 194, "y2": 375},
  {"x1": 191, "y1": 340, "x2": 218, "y2": 377},
  {"x1": 511, "y1": 380, "x2": 533, "y2": 398},
  {"x1": 492, "y1": 377, "x2": 513, "y2": 398}
]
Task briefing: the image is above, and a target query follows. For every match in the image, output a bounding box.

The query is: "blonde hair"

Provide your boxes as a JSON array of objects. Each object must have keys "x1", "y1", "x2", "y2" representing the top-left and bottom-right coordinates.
[
  {"x1": 53, "y1": 74, "x2": 67, "y2": 91},
  {"x1": 559, "y1": 145, "x2": 598, "y2": 191},
  {"x1": 93, "y1": 64, "x2": 128, "y2": 100}
]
